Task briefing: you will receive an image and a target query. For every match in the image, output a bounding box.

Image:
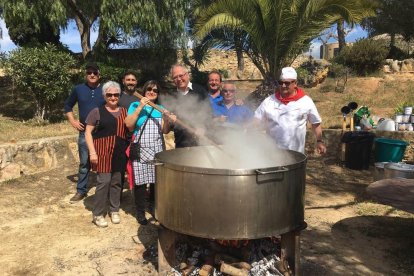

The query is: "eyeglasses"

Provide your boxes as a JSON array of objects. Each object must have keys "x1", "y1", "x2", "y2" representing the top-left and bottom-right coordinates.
[
  {"x1": 222, "y1": 89, "x2": 236, "y2": 93},
  {"x1": 146, "y1": 87, "x2": 159, "y2": 93},
  {"x1": 105, "y1": 93, "x2": 120, "y2": 98},
  {"x1": 278, "y1": 80, "x2": 295, "y2": 86},
  {"x1": 172, "y1": 72, "x2": 188, "y2": 80},
  {"x1": 86, "y1": 71, "x2": 99, "y2": 76}
]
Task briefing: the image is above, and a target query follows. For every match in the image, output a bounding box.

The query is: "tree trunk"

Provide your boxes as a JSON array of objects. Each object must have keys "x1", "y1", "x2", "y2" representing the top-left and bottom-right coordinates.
[
  {"x1": 236, "y1": 48, "x2": 244, "y2": 71},
  {"x1": 35, "y1": 102, "x2": 45, "y2": 121},
  {"x1": 390, "y1": 33, "x2": 396, "y2": 48},
  {"x1": 65, "y1": 0, "x2": 95, "y2": 58},
  {"x1": 337, "y1": 19, "x2": 346, "y2": 52},
  {"x1": 92, "y1": 24, "x2": 108, "y2": 57},
  {"x1": 78, "y1": 21, "x2": 91, "y2": 58},
  {"x1": 234, "y1": 31, "x2": 245, "y2": 71}
]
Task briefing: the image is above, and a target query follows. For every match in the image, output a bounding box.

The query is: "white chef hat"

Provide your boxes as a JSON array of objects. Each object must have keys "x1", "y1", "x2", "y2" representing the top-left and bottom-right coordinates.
[{"x1": 280, "y1": 67, "x2": 297, "y2": 80}]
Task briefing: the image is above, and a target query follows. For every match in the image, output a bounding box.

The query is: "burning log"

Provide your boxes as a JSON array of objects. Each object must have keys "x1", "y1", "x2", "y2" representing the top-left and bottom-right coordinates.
[
  {"x1": 231, "y1": 261, "x2": 252, "y2": 270},
  {"x1": 214, "y1": 253, "x2": 240, "y2": 265},
  {"x1": 179, "y1": 262, "x2": 188, "y2": 270},
  {"x1": 181, "y1": 264, "x2": 196, "y2": 276},
  {"x1": 219, "y1": 262, "x2": 249, "y2": 276},
  {"x1": 198, "y1": 264, "x2": 213, "y2": 276}
]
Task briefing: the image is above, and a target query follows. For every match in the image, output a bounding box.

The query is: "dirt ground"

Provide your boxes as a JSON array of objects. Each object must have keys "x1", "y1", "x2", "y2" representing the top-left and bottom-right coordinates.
[{"x1": 0, "y1": 156, "x2": 413, "y2": 276}]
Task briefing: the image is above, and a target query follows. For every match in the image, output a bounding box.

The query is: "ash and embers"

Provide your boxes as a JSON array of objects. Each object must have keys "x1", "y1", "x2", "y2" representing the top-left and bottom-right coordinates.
[{"x1": 169, "y1": 237, "x2": 291, "y2": 276}]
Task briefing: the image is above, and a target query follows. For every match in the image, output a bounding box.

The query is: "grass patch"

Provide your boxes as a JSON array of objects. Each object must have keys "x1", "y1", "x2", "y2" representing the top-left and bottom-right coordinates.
[
  {"x1": 0, "y1": 79, "x2": 76, "y2": 143},
  {"x1": 0, "y1": 115, "x2": 75, "y2": 143}
]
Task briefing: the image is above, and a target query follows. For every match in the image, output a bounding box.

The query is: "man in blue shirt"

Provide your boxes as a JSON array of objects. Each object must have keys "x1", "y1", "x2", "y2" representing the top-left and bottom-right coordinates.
[
  {"x1": 212, "y1": 81, "x2": 253, "y2": 125},
  {"x1": 64, "y1": 63, "x2": 105, "y2": 203},
  {"x1": 207, "y1": 70, "x2": 223, "y2": 105}
]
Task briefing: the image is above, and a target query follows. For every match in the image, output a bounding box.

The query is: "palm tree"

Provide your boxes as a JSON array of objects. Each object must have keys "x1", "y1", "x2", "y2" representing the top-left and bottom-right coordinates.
[{"x1": 195, "y1": 0, "x2": 377, "y2": 83}]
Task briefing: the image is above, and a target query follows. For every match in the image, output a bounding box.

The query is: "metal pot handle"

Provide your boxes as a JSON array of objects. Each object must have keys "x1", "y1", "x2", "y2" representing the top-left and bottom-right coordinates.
[{"x1": 255, "y1": 167, "x2": 288, "y2": 174}]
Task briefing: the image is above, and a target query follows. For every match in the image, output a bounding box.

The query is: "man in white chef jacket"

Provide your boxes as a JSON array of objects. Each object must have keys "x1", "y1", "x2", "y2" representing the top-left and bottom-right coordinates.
[{"x1": 254, "y1": 67, "x2": 326, "y2": 154}]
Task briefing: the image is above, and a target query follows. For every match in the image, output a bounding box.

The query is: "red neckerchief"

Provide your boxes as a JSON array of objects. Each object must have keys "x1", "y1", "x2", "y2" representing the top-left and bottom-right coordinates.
[{"x1": 275, "y1": 87, "x2": 305, "y2": 105}]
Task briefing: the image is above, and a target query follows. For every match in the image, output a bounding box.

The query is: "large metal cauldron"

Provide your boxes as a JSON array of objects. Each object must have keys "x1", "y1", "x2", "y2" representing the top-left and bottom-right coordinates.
[{"x1": 155, "y1": 145, "x2": 307, "y2": 240}]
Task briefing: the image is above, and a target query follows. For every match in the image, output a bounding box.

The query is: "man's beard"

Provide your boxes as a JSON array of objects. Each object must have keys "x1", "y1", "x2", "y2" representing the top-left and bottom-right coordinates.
[{"x1": 125, "y1": 85, "x2": 136, "y2": 94}]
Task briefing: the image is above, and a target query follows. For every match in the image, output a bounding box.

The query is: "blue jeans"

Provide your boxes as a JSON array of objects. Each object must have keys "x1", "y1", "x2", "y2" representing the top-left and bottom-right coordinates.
[{"x1": 77, "y1": 132, "x2": 90, "y2": 195}]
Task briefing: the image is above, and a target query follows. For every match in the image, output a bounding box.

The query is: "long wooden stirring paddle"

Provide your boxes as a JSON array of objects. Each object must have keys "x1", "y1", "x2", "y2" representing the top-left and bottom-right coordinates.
[{"x1": 133, "y1": 92, "x2": 219, "y2": 146}]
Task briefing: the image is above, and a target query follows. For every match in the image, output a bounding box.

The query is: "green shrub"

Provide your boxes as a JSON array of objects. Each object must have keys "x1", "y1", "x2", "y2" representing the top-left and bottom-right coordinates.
[
  {"x1": 334, "y1": 39, "x2": 388, "y2": 76},
  {"x1": 296, "y1": 67, "x2": 311, "y2": 86},
  {"x1": 328, "y1": 62, "x2": 351, "y2": 78},
  {"x1": 4, "y1": 44, "x2": 77, "y2": 120}
]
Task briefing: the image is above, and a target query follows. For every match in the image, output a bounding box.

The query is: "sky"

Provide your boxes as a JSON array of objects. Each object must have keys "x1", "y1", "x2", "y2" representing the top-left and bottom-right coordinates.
[
  {"x1": 0, "y1": 19, "x2": 98, "y2": 53},
  {"x1": 0, "y1": 19, "x2": 368, "y2": 58}
]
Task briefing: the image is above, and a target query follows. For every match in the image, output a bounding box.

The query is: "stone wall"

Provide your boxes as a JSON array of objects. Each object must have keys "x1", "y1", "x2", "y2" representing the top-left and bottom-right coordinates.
[
  {"x1": 0, "y1": 135, "x2": 78, "y2": 182},
  {"x1": 1, "y1": 130, "x2": 413, "y2": 182},
  {"x1": 384, "y1": 59, "x2": 414, "y2": 73}
]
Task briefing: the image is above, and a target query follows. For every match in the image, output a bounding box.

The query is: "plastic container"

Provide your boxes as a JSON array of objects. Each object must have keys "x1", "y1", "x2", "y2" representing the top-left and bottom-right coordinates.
[
  {"x1": 384, "y1": 162, "x2": 414, "y2": 179},
  {"x1": 402, "y1": 114, "x2": 410, "y2": 123},
  {"x1": 341, "y1": 131, "x2": 375, "y2": 170},
  {"x1": 395, "y1": 114, "x2": 403, "y2": 123},
  {"x1": 376, "y1": 119, "x2": 395, "y2": 131},
  {"x1": 374, "y1": 138, "x2": 408, "y2": 162},
  {"x1": 374, "y1": 162, "x2": 389, "y2": 181},
  {"x1": 404, "y1": 106, "x2": 412, "y2": 115}
]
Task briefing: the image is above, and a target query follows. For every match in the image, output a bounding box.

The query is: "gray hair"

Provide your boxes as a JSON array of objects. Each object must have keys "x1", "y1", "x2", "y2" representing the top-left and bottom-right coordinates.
[
  {"x1": 222, "y1": 81, "x2": 237, "y2": 90},
  {"x1": 170, "y1": 64, "x2": 189, "y2": 76},
  {"x1": 102, "y1": 81, "x2": 121, "y2": 96}
]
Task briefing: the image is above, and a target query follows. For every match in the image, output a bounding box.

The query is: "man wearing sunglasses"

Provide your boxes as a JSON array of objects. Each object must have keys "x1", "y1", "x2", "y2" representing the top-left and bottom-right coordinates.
[
  {"x1": 254, "y1": 67, "x2": 326, "y2": 154},
  {"x1": 64, "y1": 63, "x2": 105, "y2": 203}
]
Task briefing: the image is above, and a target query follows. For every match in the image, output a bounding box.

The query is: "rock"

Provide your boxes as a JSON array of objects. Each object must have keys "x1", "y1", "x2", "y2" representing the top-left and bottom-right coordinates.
[
  {"x1": 0, "y1": 163, "x2": 21, "y2": 181},
  {"x1": 391, "y1": 60, "x2": 400, "y2": 72},
  {"x1": 401, "y1": 59, "x2": 414, "y2": 72},
  {"x1": 383, "y1": 65, "x2": 391, "y2": 73},
  {"x1": 385, "y1": 59, "x2": 394, "y2": 65}
]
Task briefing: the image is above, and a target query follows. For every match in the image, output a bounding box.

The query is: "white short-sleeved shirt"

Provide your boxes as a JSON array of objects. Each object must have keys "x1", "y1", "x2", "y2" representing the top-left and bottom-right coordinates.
[{"x1": 254, "y1": 94, "x2": 321, "y2": 153}]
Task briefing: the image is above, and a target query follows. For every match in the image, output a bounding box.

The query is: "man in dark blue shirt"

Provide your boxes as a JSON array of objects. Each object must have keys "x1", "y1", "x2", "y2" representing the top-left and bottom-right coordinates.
[{"x1": 64, "y1": 63, "x2": 105, "y2": 203}]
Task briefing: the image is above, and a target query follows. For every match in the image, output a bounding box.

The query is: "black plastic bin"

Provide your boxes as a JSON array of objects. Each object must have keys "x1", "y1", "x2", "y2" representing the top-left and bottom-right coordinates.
[{"x1": 341, "y1": 131, "x2": 375, "y2": 170}]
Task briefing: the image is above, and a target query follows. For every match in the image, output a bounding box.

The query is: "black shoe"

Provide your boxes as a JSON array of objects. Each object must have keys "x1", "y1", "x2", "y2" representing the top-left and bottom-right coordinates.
[
  {"x1": 137, "y1": 217, "x2": 148, "y2": 225},
  {"x1": 70, "y1": 192, "x2": 86, "y2": 203}
]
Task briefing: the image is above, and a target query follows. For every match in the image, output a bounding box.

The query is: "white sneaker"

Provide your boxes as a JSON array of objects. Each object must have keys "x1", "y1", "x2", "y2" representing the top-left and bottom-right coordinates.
[
  {"x1": 110, "y1": 212, "x2": 121, "y2": 224},
  {"x1": 93, "y1": 215, "x2": 108, "y2": 228}
]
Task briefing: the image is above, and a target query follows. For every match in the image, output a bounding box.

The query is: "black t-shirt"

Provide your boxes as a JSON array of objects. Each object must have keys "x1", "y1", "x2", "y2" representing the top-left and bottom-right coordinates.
[{"x1": 118, "y1": 92, "x2": 139, "y2": 110}]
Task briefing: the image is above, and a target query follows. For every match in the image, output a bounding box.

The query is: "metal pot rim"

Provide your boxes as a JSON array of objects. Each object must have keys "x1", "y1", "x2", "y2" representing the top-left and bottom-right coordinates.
[
  {"x1": 155, "y1": 146, "x2": 307, "y2": 175},
  {"x1": 156, "y1": 160, "x2": 307, "y2": 175}
]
